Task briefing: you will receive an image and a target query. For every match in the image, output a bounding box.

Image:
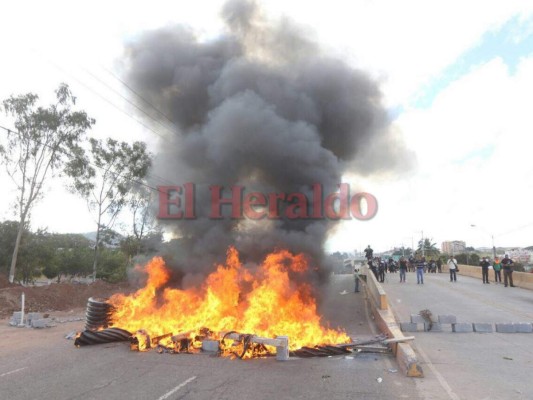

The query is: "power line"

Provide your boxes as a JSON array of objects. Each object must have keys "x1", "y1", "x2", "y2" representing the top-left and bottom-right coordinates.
[
  {"x1": 0, "y1": 123, "x2": 172, "y2": 195},
  {"x1": 8, "y1": 49, "x2": 183, "y2": 188},
  {"x1": 101, "y1": 66, "x2": 177, "y2": 128},
  {"x1": 497, "y1": 222, "x2": 533, "y2": 238},
  {"x1": 79, "y1": 65, "x2": 177, "y2": 136},
  {"x1": 31, "y1": 49, "x2": 175, "y2": 143}
]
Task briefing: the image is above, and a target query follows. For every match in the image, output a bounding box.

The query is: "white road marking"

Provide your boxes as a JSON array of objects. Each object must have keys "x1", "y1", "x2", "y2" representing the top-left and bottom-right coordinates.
[
  {"x1": 0, "y1": 367, "x2": 27, "y2": 378},
  {"x1": 156, "y1": 376, "x2": 197, "y2": 400},
  {"x1": 383, "y1": 286, "x2": 461, "y2": 400},
  {"x1": 415, "y1": 344, "x2": 460, "y2": 400}
]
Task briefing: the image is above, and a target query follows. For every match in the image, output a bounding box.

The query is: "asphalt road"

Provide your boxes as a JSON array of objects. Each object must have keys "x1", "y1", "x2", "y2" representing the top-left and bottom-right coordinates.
[
  {"x1": 0, "y1": 274, "x2": 422, "y2": 400},
  {"x1": 381, "y1": 270, "x2": 533, "y2": 400}
]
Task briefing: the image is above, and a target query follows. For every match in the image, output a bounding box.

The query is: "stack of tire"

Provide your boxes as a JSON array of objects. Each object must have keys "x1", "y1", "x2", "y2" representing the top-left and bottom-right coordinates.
[{"x1": 85, "y1": 297, "x2": 115, "y2": 331}]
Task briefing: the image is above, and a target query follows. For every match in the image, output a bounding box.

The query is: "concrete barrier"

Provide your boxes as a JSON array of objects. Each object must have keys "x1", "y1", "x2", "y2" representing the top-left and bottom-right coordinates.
[
  {"x1": 452, "y1": 323, "x2": 473, "y2": 333},
  {"x1": 438, "y1": 315, "x2": 457, "y2": 324},
  {"x1": 443, "y1": 264, "x2": 533, "y2": 290},
  {"x1": 495, "y1": 323, "x2": 517, "y2": 333},
  {"x1": 363, "y1": 267, "x2": 388, "y2": 310},
  {"x1": 400, "y1": 322, "x2": 418, "y2": 332},
  {"x1": 473, "y1": 323, "x2": 493, "y2": 333},
  {"x1": 362, "y1": 267, "x2": 424, "y2": 377},
  {"x1": 515, "y1": 323, "x2": 533, "y2": 333}
]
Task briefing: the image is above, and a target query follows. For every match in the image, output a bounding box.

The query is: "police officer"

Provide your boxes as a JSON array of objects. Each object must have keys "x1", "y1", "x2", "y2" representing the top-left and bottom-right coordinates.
[
  {"x1": 378, "y1": 258, "x2": 386, "y2": 283},
  {"x1": 364, "y1": 245, "x2": 374, "y2": 261},
  {"x1": 480, "y1": 257, "x2": 491, "y2": 284},
  {"x1": 502, "y1": 254, "x2": 515, "y2": 287}
]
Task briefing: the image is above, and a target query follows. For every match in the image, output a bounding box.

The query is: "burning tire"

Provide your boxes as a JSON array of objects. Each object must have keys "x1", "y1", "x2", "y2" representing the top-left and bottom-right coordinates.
[
  {"x1": 84, "y1": 297, "x2": 115, "y2": 331},
  {"x1": 74, "y1": 327, "x2": 132, "y2": 347}
]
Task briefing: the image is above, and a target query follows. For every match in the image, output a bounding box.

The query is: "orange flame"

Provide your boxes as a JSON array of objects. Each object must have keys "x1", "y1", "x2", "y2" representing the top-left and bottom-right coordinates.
[{"x1": 109, "y1": 247, "x2": 350, "y2": 351}]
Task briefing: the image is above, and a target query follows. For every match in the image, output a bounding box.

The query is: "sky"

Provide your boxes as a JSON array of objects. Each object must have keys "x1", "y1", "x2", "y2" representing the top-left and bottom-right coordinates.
[{"x1": 0, "y1": 0, "x2": 532, "y2": 254}]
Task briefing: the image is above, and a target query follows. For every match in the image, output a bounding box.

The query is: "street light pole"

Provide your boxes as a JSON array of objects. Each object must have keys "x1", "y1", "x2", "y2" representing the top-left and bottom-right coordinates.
[{"x1": 421, "y1": 230, "x2": 425, "y2": 258}]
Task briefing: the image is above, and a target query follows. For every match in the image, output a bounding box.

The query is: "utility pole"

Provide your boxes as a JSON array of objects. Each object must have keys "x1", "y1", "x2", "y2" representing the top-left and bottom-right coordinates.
[{"x1": 421, "y1": 230, "x2": 425, "y2": 258}]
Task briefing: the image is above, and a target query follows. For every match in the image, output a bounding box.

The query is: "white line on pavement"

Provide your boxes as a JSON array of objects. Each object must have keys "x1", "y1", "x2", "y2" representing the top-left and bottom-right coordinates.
[
  {"x1": 156, "y1": 376, "x2": 197, "y2": 400},
  {"x1": 415, "y1": 345, "x2": 460, "y2": 400},
  {"x1": 0, "y1": 367, "x2": 27, "y2": 378}
]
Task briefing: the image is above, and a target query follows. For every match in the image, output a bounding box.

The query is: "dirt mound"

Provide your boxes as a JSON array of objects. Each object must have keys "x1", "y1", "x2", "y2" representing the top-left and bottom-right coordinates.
[
  {"x1": 0, "y1": 274, "x2": 10, "y2": 289},
  {"x1": 0, "y1": 280, "x2": 133, "y2": 318}
]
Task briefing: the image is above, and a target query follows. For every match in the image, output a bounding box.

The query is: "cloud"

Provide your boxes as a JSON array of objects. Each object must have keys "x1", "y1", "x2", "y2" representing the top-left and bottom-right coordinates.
[{"x1": 329, "y1": 52, "x2": 533, "y2": 252}]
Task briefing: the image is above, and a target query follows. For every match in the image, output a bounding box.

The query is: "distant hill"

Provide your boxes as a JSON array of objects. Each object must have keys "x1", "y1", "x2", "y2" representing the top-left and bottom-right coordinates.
[
  {"x1": 80, "y1": 232, "x2": 97, "y2": 243},
  {"x1": 524, "y1": 246, "x2": 533, "y2": 251},
  {"x1": 80, "y1": 231, "x2": 124, "y2": 248}
]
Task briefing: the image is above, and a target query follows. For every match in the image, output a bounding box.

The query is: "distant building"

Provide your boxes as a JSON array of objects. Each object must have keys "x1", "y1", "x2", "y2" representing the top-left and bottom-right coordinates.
[
  {"x1": 506, "y1": 249, "x2": 532, "y2": 264},
  {"x1": 442, "y1": 241, "x2": 466, "y2": 255}
]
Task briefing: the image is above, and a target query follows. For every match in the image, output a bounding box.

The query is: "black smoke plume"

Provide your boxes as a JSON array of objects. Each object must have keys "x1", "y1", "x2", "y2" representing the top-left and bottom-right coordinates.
[{"x1": 122, "y1": 0, "x2": 410, "y2": 282}]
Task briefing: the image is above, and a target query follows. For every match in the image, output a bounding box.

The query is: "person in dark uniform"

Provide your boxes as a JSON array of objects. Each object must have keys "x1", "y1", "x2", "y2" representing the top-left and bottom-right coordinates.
[
  {"x1": 480, "y1": 257, "x2": 491, "y2": 284},
  {"x1": 408, "y1": 256, "x2": 415, "y2": 272},
  {"x1": 388, "y1": 258, "x2": 395, "y2": 273},
  {"x1": 502, "y1": 254, "x2": 515, "y2": 287},
  {"x1": 428, "y1": 258, "x2": 436, "y2": 273},
  {"x1": 368, "y1": 258, "x2": 378, "y2": 280},
  {"x1": 364, "y1": 245, "x2": 374, "y2": 261},
  {"x1": 378, "y1": 258, "x2": 386, "y2": 283}
]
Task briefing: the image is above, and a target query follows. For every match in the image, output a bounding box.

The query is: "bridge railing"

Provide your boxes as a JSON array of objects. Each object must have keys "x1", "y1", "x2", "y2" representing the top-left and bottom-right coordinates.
[
  {"x1": 361, "y1": 266, "x2": 388, "y2": 310},
  {"x1": 442, "y1": 264, "x2": 533, "y2": 290}
]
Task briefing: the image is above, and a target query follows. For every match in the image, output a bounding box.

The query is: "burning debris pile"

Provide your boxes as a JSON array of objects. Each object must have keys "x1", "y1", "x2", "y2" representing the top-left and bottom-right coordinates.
[
  {"x1": 72, "y1": 0, "x2": 412, "y2": 360},
  {"x1": 76, "y1": 247, "x2": 359, "y2": 359}
]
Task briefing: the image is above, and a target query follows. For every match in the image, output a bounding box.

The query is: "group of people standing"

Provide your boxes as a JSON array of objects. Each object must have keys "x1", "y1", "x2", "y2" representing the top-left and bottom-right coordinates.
[
  {"x1": 448, "y1": 254, "x2": 515, "y2": 286},
  {"x1": 365, "y1": 248, "x2": 431, "y2": 285},
  {"x1": 364, "y1": 245, "x2": 517, "y2": 287},
  {"x1": 367, "y1": 257, "x2": 398, "y2": 283},
  {"x1": 479, "y1": 255, "x2": 515, "y2": 286}
]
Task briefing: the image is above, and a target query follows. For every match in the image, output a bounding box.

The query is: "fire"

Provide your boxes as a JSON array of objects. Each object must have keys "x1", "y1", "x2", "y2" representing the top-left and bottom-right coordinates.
[{"x1": 109, "y1": 247, "x2": 350, "y2": 354}]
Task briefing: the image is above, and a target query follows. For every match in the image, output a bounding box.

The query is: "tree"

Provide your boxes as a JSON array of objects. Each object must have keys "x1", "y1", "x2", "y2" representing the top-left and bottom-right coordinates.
[
  {"x1": 513, "y1": 262, "x2": 525, "y2": 272},
  {"x1": 416, "y1": 238, "x2": 440, "y2": 258},
  {"x1": 393, "y1": 247, "x2": 412, "y2": 257},
  {"x1": 0, "y1": 220, "x2": 23, "y2": 276},
  {"x1": 121, "y1": 231, "x2": 162, "y2": 260},
  {"x1": 97, "y1": 248, "x2": 128, "y2": 283},
  {"x1": 67, "y1": 138, "x2": 151, "y2": 281},
  {"x1": 42, "y1": 233, "x2": 93, "y2": 282},
  {"x1": 16, "y1": 229, "x2": 56, "y2": 284},
  {"x1": 455, "y1": 253, "x2": 480, "y2": 266},
  {"x1": 128, "y1": 182, "x2": 159, "y2": 257},
  {"x1": 0, "y1": 222, "x2": 97, "y2": 283},
  {"x1": 330, "y1": 251, "x2": 349, "y2": 260},
  {"x1": 0, "y1": 84, "x2": 94, "y2": 283},
  {"x1": 53, "y1": 246, "x2": 93, "y2": 281}
]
